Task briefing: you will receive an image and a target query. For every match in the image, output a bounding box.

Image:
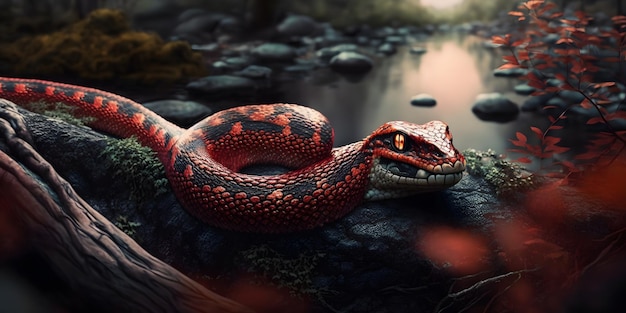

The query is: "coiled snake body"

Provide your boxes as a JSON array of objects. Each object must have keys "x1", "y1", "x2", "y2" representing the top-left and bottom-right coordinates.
[{"x1": 0, "y1": 77, "x2": 465, "y2": 232}]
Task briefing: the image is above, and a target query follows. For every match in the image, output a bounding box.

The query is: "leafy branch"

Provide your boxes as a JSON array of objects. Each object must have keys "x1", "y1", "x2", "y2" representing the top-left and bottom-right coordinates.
[{"x1": 493, "y1": 0, "x2": 626, "y2": 172}]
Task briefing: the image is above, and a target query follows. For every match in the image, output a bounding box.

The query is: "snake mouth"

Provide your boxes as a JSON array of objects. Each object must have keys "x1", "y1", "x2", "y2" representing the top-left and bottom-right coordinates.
[{"x1": 377, "y1": 157, "x2": 465, "y2": 186}]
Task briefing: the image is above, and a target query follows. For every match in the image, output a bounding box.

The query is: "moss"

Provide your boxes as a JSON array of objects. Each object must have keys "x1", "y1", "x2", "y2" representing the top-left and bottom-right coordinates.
[
  {"x1": 100, "y1": 136, "x2": 169, "y2": 202},
  {"x1": 25, "y1": 100, "x2": 96, "y2": 126},
  {"x1": 463, "y1": 149, "x2": 538, "y2": 196},
  {"x1": 114, "y1": 215, "x2": 141, "y2": 238},
  {"x1": 0, "y1": 9, "x2": 206, "y2": 84},
  {"x1": 238, "y1": 245, "x2": 327, "y2": 298}
]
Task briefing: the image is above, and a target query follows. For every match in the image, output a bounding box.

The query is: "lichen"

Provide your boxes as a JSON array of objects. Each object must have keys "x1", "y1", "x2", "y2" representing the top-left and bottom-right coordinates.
[
  {"x1": 238, "y1": 245, "x2": 327, "y2": 298},
  {"x1": 463, "y1": 149, "x2": 538, "y2": 196},
  {"x1": 114, "y1": 215, "x2": 141, "y2": 238},
  {"x1": 100, "y1": 136, "x2": 169, "y2": 202},
  {"x1": 25, "y1": 100, "x2": 96, "y2": 126},
  {"x1": 0, "y1": 8, "x2": 206, "y2": 84}
]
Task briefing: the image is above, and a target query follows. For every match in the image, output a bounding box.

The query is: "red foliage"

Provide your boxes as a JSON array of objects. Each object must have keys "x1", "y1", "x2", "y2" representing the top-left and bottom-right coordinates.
[
  {"x1": 416, "y1": 226, "x2": 490, "y2": 275},
  {"x1": 497, "y1": 0, "x2": 626, "y2": 172}
]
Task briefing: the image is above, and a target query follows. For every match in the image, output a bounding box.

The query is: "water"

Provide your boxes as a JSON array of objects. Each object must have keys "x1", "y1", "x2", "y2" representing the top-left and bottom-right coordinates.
[{"x1": 279, "y1": 33, "x2": 542, "y2": 153}]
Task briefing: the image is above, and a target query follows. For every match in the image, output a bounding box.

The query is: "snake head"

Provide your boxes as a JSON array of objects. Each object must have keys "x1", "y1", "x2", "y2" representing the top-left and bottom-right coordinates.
[{"x1": 364, "y1": 120, "x2": 465, "y2": 200}]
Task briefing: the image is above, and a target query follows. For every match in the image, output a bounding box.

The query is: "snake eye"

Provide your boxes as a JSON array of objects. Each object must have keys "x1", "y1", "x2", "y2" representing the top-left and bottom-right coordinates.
[{"x1": 393, "y1": 132, "x2": 407, "y2": 151}]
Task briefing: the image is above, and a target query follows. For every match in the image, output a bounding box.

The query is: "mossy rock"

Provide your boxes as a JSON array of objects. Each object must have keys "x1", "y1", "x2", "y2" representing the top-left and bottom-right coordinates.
[
  {"x1": 100, "y1": 136, "x2": 169, "y2": 203},
  {"x1": 0, "y1": 9, "x2": 206, "y2": 84},
  {"x1": 463, "y1": 149, "x2": 539, "y2": 196}
]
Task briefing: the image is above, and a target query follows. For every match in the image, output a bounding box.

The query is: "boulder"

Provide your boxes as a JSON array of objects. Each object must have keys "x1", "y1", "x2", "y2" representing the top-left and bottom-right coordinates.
[
  {"x1": 185, "y1": 75, "x2": 256, "y2": 97},
  {"x1": 276, "y1": 14, "x2": 320, "y2": 37},
  {"x1": 316, "y1": 44, "x2": 359, "y2": 62},
  {"x1": 142, "y1": 99, "x2": 212, "y2": 127},
  {"x1": 471, "y1": 93, "x2": 519, "y2": 122},
  {"x1": 410, "y1": 94, "x2": 437, "y2": 107},
  {"x1": 251, "y1": 43, "x2": 297, "y2": 62},
  {"x1": 377, "y1": 42, "x2": 397, "y2": 55},
  {"x1": 233, "y1": 65, "x2": 272, "y2": 79},
  {"x1": 329, "y1": 51, "x2": 374, "y2": 75},
  {"x1": 514, "y1": 83, "x2": 536, "y2": 95},
  {"x1": 409, "y1": 46, "x2": 427, "y2": 54}
]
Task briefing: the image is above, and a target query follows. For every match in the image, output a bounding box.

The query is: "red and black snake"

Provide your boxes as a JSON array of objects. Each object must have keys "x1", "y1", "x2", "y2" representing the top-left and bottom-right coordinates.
[{"x1": 0, "y1": 77, "x2": 465, "y2": 233}]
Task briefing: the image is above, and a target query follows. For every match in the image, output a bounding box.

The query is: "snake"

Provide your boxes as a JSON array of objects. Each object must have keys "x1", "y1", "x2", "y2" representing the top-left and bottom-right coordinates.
[{"x1": 0, "y1": 77, "x2": 465, "y2": 233}]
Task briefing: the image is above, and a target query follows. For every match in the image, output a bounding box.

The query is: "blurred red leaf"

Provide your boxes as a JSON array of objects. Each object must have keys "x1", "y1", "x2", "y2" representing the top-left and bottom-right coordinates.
[
  {"x1": 580, "y1": 98, "x2": 593, "y2": 109},
  {"x1": 556, "y1": 37, "x2": 573, "y2": 44},
  {"x1": 586, "y1": 116, "x2": 604, "y2": 125},
  {"x1": 594, "y1": 82, "x2": 616, "y2": 88},
  {"x1": 517, "y1": 157, "x2": 533, "y2": 163},
  {"x1": 498, "y1": 63, "x2": 521, "y2": 70},
  {"x1": 575, "y1": 160, "x2": 626, "y2": 209},
  {"x1": 417, "y1": 227, "x2": 490, "y2": 275},
  {"x1": 492, "y1": 35, "x2": 510, "y2": 46}
]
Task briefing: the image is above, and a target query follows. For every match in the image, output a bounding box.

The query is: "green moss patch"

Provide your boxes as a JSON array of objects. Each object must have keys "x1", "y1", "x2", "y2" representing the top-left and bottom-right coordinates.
[
  {"x1": 100, "y1": 136, "x2": 169, "y2": 202},
  {"x1": 464, "y1": 149, "x2": 538, "y2": 196},
  {"x1": 238, "y1": 245, "x2": 327, "y2": 298},
  {"x1": 0, "y1": 9, "x2": 206, "y2": 84},
  {"x1": 25, "y1": 100, "x2": 96, "y2": 126}
]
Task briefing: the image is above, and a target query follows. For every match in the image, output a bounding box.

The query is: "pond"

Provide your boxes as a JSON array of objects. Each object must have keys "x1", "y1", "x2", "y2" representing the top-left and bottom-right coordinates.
[{"x1": 279, "y1": 33, "x2": 541, "y2": 154}]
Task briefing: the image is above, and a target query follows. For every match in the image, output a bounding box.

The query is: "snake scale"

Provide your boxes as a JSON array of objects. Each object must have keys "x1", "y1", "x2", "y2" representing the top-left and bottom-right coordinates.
[{"x1": 0, "y1": 77, "x2": 465, "y2": 232}]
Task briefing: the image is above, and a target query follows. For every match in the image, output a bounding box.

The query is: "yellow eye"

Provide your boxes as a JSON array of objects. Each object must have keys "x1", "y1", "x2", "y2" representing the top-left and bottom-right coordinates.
[{"x1": 393, "y1": 133, "x2": 406, "y2": 151}]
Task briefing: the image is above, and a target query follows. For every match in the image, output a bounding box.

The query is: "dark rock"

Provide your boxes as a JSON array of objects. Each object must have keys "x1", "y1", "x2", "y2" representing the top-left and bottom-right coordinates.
[
  {"x1": 233, "y1": 65, "x2": 272, "y2": 79},
  {"x1": 173, "y1": 12, "x2": 227, "y2": 36},
  {"x1": 546, "y1": 96, "x2": 568, "y2": 109},
  {"x1": 185, "y1": 75, "x2": 256, "y2": 97},
  {"x1": 493, "y1": 67, "x2": 528, "y2": 77},
  {"x1": 316, "y1": 44, "x2": 359, "y2": 62},
  {"x1": 559, "y1": 90, "x2": 585, "y2": 104},
  {"x1": 329, "y1": 51, "x2": 374, "y2": 74},
  {"x1": 251, "y1": 43, "x2": 297, "y2": 62},
  {"x1": 409, "y1": 46, "x2": 427, "y2": 54},
  {"x1": 410, "y1": 94, "x2": 437, "y2": 107},
  {"x1": 514, "y1": 83, "x2": 536, "y2": 95},
  {"x1": 471, "y1": 93, "x2": 519, "y2": 122},
  {"x1": 284, "y1": 62, "x2": 317, "y2": 73},
  {"x1": 142, "y1": 99, "x2": 212, "y2": 127},
  {"x1": 521, "y1": 93, "x2": 555, "y2": 111},
  {"x1": 211, "y1": 57, "x2": 253, "y2": 72},
  {"x1": 377, "y1": 43, "x2": 397, "y2": 55},
  {"x1": 276, "y1": 14, "x2": 319, "y2": 37},
  {"x1": 385, "y1": 36, "x2": 406, "y2": 45}
]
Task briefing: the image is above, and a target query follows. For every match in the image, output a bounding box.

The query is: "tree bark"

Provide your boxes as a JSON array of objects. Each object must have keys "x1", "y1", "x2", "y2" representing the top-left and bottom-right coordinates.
[{"x1": 0, "y1": 99, "x2": 252, "y2": 313}]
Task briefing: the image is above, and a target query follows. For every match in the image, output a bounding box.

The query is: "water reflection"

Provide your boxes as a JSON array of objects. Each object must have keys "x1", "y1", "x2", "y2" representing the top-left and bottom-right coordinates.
[{"x1": 280, "y1": 33, "x2": 541, "y2": 153}]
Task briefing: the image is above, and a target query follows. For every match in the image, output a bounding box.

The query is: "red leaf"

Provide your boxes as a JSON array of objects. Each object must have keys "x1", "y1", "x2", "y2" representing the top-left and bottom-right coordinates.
[
  {"x1": 517, "y1": 157, "x2": 533, "y2": 164},
  {"x1": 543, "y1": 136, "x2": 562, "y2": 146},
  {"x1": 586, "y1": 117, "x2": 605, "y2": 125},
  {"x1": 510, "y1": 132, "x2": 528, "y2": 147},
  {"x1": 503, "y1": 55, "x2": 519, "y2": 65},
  {"x1": 508, "y1": 11, "x2": 524, "y2": 17},
  {"x1": 580, "y1": 98, "x2": 593, "y2": 109},
  {"x1": 605, "y1": 111, "x2": 626, "y2": 120},
  {"x1": 498, "y1": 63, "x2": 520, "y2": 70},
  {"x1": 530, "y1": 126, "x2": 543, "y2": 139},
  {"x1": 556, "y1": 37, "x2": 574, "y2": 44},
  {"x1": 524, "y1": 0, "x2": 545, "y2": 10},
  {"x1": 492, "y1": 35, "x2": 510, "y2": 46},
  {"x1": 594, "y1": 82, "x2": 616, "y2": 88},
  {"x1": 545, "y1": 145, "x2": 570, "y2": 154}
]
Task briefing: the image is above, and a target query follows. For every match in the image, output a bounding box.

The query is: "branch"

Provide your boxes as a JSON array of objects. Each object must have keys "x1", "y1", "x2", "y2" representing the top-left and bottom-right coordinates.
[{"x1": 0, "y1": 99, "x2": 252, "y2": 313}]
